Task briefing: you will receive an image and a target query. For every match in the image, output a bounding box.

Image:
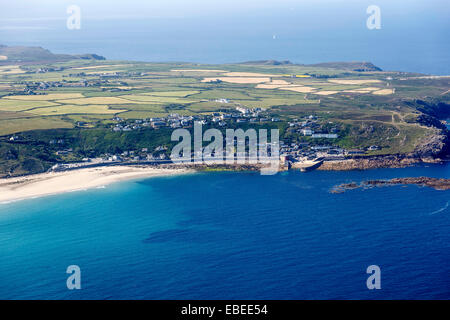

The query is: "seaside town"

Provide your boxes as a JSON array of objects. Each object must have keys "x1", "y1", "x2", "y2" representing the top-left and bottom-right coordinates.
[{"x1": 2, "y1": 104, "x2": 383, "y2": 173}]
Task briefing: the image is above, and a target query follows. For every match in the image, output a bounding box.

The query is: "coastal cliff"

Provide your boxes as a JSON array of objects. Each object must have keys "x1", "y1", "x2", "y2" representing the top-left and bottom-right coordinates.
[
  {"x1": 411, "y1": 111, "x2": 450, "y2": 158},
  {"x1": 411, "y1": 132, "x2": 450, "y2": 158},
  {"x1": 319, "y1": 100, "x2": 450, "y2": 172}
]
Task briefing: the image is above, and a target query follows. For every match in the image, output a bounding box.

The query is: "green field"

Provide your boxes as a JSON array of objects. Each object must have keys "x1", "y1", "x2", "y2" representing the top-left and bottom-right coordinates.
[
  {"x1": 0, "y1": 117, "x2": 72, "y2": 136},
  {"x1": 0, "y1": 57, "x2": 448, "y2": 157}
]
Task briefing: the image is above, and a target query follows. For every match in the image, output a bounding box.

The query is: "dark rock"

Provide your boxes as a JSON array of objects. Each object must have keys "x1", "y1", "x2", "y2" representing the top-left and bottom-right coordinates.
[
  {"x1": 411, "y1": 132, "x2": 450, "y2": 158},
  {"x1": 332, "y1": 177, "x2": 450, "y2": 193}
]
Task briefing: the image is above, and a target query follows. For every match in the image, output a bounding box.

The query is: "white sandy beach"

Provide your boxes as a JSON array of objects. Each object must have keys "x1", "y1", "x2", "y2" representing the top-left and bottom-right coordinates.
[{"x1": 0, "y1": 166, "x2": 194, "y2": 203}]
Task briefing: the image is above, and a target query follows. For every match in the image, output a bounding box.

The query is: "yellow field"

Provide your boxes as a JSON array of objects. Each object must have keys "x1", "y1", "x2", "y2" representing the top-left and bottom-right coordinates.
[
  {"x1": 358, "y1": 87, "x2": 381, "y2": 91},
  {"x1": 314, "y1": 91, "x2": 339, "y2": 95},
  {"x1": 141, "y1": 90, "x2": 201, "y2": 97},
  {"x1": 343, "y1": 89, "x2": 372, "y2": 93},
  {"x1": 171, "y1": 69, "x2": 227, "y2": 73},
  {"x1": 29, "y1": 104, "x2": 127, "y2": 115},
  {"x1": 236, "y1": 98, "x2": 317, "y2": 108},
  {"x1": 55, "y1": 96, "x2": 138, "y2": 105},
  {"x1": 202, "y1": 77, "x2": 271, "y2": 84},
  {"x1": 343, "y1": 87, "x2": 382, "y2": 94},
  {"x1": 328, "y1": 79, "x2": 382, "y2": 85},
  {"x1": 72, "y1": 64, "x2": 128, "y2": 70},
  {"x1": 0, "y1": 65, "x2": 25, "y2": 74},
  {"x1": 372, "y1": 89, "x2": 394, "y2": 95},
  {"x1": 278, "y1": 86, "x2": 317, "y2": 93},
  {"x1": 255, "y1": 79, "x2": 291, "y2": 88},
  {"x1": 256, "y1": 84, "x2": 287, "y2": 89},
  {"x1": 0, "y1": 99, "x2": 59, "y2": 112},
  {"x1": 269, "y1": 80, "x2": 291, "y2": 85},
  {"x1": 101, "y1": 86, "x2": 134, "y2": 90},
  {"x1": 119, "y1": 95, "x2": 199, "y2": 104},
  {"x1": 5, "y1": 93, "x2": 85, "y2": 100},
  {"x1": 223, "y1": 72, "x2": 282, "y2": 77},
  {"x1": 85, "y1": 70, "x2": 125, "y2": 75}
]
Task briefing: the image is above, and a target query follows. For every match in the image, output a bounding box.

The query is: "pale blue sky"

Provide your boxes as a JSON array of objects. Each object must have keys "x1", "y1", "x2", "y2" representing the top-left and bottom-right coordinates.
[
  {"x1": 0, "y1": 0, "x2": 448, "y2": 74},
  {"x1": 1, "y1": 0, "x2": 448, "y2": 21}
]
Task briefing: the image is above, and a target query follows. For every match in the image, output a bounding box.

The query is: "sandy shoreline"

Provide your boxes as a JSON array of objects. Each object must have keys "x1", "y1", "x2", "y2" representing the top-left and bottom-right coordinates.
[
  {"x1": 0, "y1": 166, "x2": 194, "y2": 203},
  {"x1": 0, "y1": 157, "x2": 445, "y2": 203}
]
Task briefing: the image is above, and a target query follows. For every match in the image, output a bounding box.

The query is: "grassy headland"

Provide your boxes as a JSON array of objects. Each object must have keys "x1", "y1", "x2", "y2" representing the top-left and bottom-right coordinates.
[{"x1": 0, "y1": 45, "x2": 449, "y2": 177}]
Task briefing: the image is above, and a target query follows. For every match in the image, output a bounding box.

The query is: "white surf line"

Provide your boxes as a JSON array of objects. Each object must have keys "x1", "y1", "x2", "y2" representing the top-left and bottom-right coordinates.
[{"x1": 430, "y1": 201, "x2": 449, "y2": 215}]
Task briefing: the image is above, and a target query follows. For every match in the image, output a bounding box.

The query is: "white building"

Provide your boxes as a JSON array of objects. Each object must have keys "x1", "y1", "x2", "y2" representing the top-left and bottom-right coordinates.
[{"x1": 236, "y1": 107, "x2": 250, "y2": 114}]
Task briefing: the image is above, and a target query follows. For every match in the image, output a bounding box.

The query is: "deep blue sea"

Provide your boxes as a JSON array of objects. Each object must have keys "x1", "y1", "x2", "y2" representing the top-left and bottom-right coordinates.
[
  {"x1": 1, "y1": 1, "x2": 449, "y2": 74},
  {"x1": 1, "y1": 164, "x2": 449, "y2": 299}
]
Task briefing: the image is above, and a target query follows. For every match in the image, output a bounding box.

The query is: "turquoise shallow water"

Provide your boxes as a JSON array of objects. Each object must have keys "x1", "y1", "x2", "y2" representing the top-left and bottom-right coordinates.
[{"x1": 0, "y1": 163, "x2": 450, "y2": 299}]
